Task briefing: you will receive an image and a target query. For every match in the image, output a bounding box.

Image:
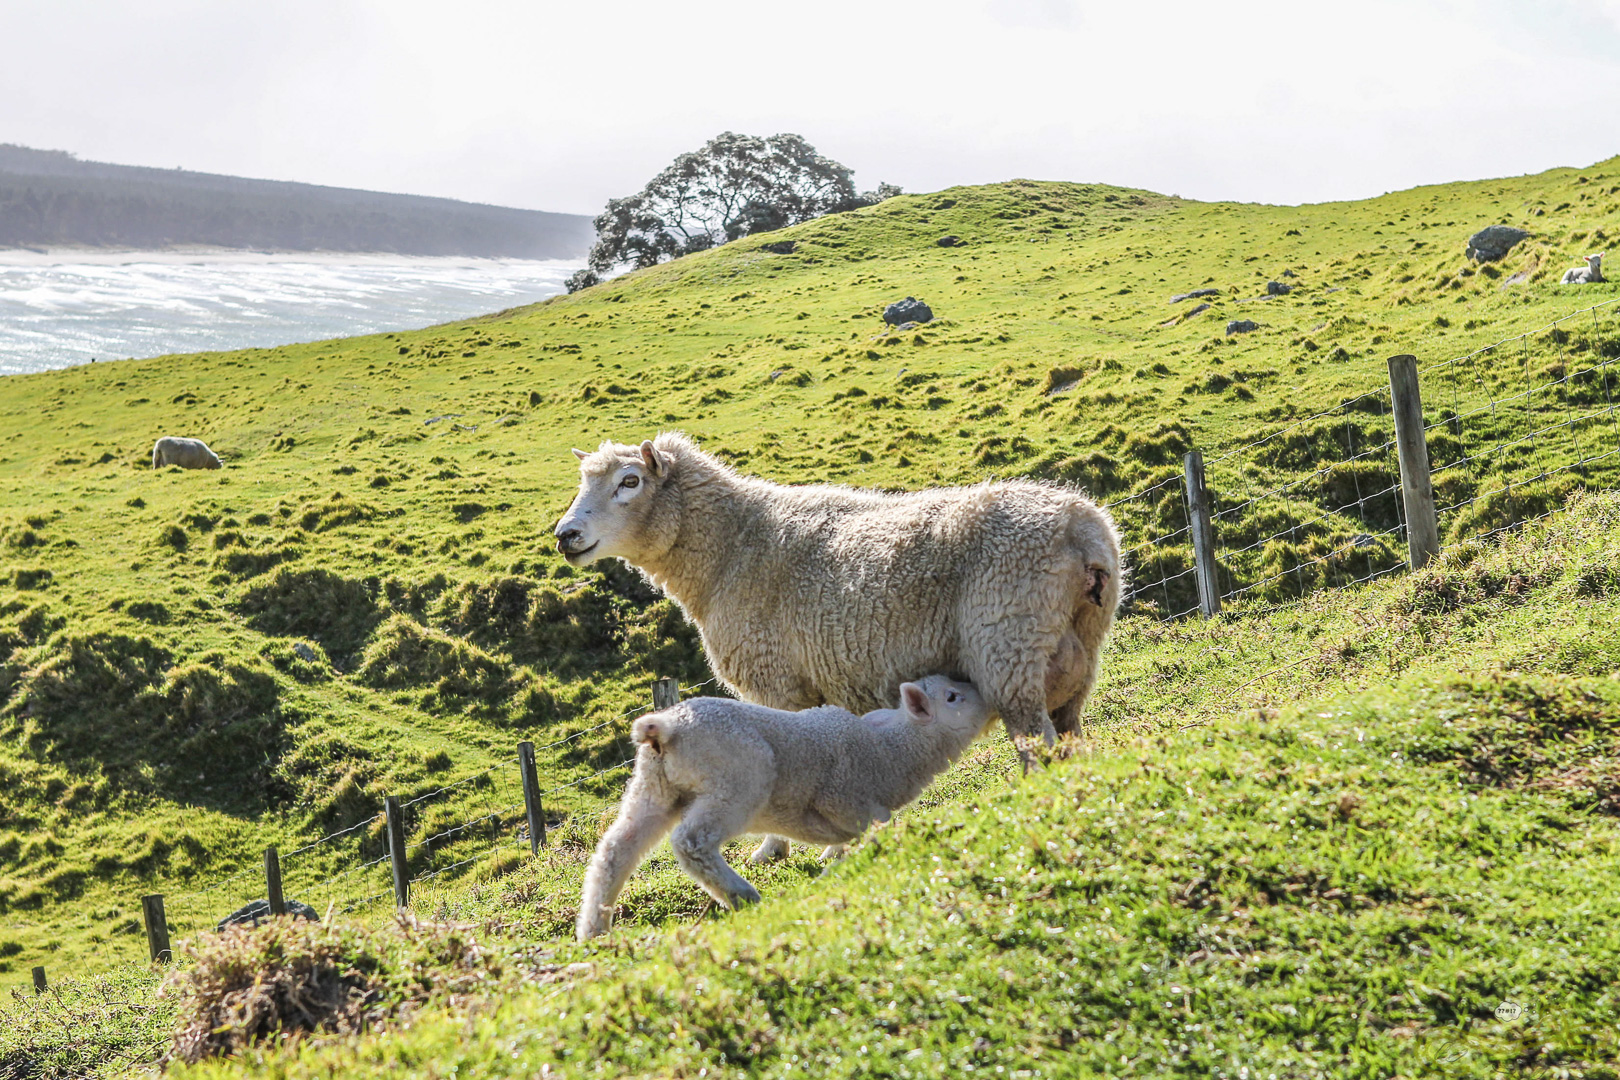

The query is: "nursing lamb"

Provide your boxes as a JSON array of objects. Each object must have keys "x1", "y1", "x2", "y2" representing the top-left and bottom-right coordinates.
[
  {"x1": 554, "y1": 433, "x2": 1121, "y2": 775},
  {"x1": 576, "y1": 675, "x2": 989, "y2": 940}
]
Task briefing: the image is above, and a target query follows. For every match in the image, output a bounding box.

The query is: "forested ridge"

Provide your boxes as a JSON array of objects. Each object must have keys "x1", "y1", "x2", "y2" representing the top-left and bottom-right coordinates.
[{"x1": 0, "y1": 145, "x2": 593, "y2": 258}]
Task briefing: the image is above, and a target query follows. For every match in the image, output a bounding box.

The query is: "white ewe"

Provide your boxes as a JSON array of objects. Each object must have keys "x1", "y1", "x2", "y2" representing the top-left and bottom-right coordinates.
[
  {"x1": 576, "y1": 675, "x2": 988, "y2": 940},
  {"x1": 151, "y1": 436, "x2": 222, "y2": 470},
  {"x1": 1562, "y1": 253, "x2": 1605, "y2": 285},
  {"x1": 554, "y1": 432, "x2": 1121, "y2": 860}
]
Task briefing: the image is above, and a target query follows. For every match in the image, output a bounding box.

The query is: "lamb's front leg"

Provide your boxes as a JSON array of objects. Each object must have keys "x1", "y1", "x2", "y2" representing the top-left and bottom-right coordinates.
[{"x1": 671, "y1": 795, "x2": 763, "y2": 911}]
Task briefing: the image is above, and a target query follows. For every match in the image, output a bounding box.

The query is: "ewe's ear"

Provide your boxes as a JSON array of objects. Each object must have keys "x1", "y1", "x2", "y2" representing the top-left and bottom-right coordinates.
[
  {"x1": 900, "y1": 683, "x2": 934, "y2": 723},
  {"x1": 571, "y1": 448, "x2": 589, "y2": 461},
  {"x1": 640, "y1": 440, "x2": 665, "y2": 477}
]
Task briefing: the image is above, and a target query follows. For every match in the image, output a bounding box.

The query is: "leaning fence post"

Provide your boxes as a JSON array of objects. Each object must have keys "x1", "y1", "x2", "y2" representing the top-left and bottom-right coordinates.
[
  {"x1": 32, "y1": 965, "x2": 46, "y2": 995},
  {"x1": 384, "y1": 796, "x2": 409, "y2": 909},
  {"x1": 264, "y1": 845, "x2": 285, "y2": 917},
  {"x1": 518, "y1": 741, "x2": 546, "y2": 856},
  {"x1": 652, "y1": 677, "x2": 680, "y2": 712},
  {"x1": 1387, "y1": 353, "x2": 1441, "y2": 570},
  {"x1": 141, "y1": 894, "x2": 171, "y2": 963},
  {"x1": 1183, "y1": 450, "x2": 1222, "y2": 618}
]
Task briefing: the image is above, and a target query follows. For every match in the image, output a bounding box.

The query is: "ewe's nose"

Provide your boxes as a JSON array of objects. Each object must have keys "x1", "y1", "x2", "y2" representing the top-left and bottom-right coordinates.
[{"x1": 555, "y1": 526, "x2": 585, "y2": 553}]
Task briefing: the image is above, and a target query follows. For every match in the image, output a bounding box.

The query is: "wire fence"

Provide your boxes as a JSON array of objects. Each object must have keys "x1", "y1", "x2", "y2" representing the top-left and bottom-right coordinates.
[{"x1": 1115, "y1": 296, "x2": 1620, "y2": 620}]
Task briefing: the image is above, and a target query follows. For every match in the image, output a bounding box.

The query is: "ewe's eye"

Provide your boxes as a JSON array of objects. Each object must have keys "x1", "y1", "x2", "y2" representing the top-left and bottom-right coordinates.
[
  {"x1": 946, "y1": 691, "x2": 959, "y2": 703},
  {"x1": 620, "y1": 475, "x2": 640, "y2": 490}
]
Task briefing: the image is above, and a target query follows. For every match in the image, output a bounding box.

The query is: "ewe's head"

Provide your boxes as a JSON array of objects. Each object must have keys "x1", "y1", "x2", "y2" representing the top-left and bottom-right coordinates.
[
  {"x1": 900, "y1": 675, "x2": 990, "y2": 741},
  {"x1": 554, "y1": 437, "x2": 683, "y2": 567}
]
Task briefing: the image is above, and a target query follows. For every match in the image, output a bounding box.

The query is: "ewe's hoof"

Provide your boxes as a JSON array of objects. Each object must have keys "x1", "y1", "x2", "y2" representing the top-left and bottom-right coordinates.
[
  {"x1": 820, "y1": 844, "x2": 848, "y2": 862},
  {"x1": 749, "y1": 836, "x2": 791, "y2": 864}
]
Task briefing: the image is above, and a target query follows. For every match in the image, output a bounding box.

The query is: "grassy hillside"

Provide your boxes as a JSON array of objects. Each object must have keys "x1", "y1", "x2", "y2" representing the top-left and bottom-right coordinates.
[
  {"x1": 0, "y1": 155, "x2": 1618, "y2": 1009},
  {"x1": 7, "y1": 491, "x2": 1620, "y2": 1077}
]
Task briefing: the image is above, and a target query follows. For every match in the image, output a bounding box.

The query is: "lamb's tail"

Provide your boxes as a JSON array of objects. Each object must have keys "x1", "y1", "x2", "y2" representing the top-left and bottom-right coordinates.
[{"x1": 633, "y1": 711, "x2": 679, "y2": 754}]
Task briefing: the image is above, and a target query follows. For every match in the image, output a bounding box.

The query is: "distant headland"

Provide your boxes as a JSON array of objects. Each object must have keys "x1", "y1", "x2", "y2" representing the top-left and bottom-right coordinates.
[{"x1": 0, "y1": 144, "x2": 594, "y2": 259}]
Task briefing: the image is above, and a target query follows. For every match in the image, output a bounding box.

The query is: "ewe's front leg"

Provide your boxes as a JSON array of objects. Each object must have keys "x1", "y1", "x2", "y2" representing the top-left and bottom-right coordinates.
[{"x1": 672, "y1": 797, "x2": 763, "y2": 911}]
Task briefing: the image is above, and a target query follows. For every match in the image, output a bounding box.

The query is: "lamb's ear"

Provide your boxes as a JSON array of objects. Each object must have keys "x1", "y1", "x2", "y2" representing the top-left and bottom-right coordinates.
[
  {"x1": 640, "y1": 440, "x2": 665, "y2": 477},
  {"x1": 900, "y1": 683, "x2": 935, "y2": 723},
  {"x1": 571, "y1": 448, "x2": 589, "y2": 461}
]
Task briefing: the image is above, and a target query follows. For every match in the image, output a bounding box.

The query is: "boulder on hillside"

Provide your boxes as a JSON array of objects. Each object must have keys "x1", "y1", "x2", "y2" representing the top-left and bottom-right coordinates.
[
  {"x1": 936, "y1": 235, "x2": 964, "y2": 247},
  {"x1": 1186, "y1": 303, "x2": 1212, "y2": 317},
  {"x1": 1226, "y1": 319, "x2": 1259, "y2": 336},
  {"x1": 1465, "y1": 225, "x2": 1530, "y2": 263},
  {"x1": 1170, "y1": 288, "x2": 1220, "y2": 303},
  {"x1": 1266, "y1": 281, "x2": 1292, "y2": 295},
  {"x1": 884, "y1": 297, "x2": 933, "y2": 325},
  {"x1": 217, "y1": 898, "x2": 321, "y2": 932}
]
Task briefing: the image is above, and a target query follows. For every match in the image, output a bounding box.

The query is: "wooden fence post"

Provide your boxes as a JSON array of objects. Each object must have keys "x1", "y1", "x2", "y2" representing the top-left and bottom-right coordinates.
[
  {"x1": 32, "y1": 965, "x2": 46, "y2": 995},
  {"x1": 141, "y1": 894, "x2": 171, "y2": 963},
  {"x1": 1387, "y1": 354, "x2": 1441, "y2": 570},
  {"x1": 1183, "y1": 450, "x2": 1222, "y2": 618},
  {"x1": 264, "y1": 846, "x2": 285, "y2": 917},
  {"x1": 384, "y1": 796, "x2": 409, "y2": 909},
  {"x1": 518, "y1": 741, "x2": 545, "y2": 856},
  {"x1": 652, "y1": 677, "x2": 680, "y2": 712}
]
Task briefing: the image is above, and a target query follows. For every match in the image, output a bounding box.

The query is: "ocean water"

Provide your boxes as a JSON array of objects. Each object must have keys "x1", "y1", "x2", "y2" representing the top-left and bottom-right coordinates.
[{"x1": 0, "y1": 252, "x2": 582, "y2": 376}]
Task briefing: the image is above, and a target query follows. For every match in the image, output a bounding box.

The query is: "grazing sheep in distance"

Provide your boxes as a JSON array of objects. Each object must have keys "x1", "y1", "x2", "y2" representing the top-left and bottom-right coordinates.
[
  {"x1": 1562, "y1": 253, "x2": 1605, "y2": 284},
  {"x1": 152, "y1": 436, "x2": 222, "y2": 470},
  {"x1": 576, "y1": 676, "x2": 989, "y2": 940},
  {"x1": 554, "y1": 432, "x2": 1122, "y2": 864}
]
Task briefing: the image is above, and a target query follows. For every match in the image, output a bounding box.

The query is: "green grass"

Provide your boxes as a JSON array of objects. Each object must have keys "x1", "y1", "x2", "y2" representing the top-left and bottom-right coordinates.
[
  {"x1": 99, "y1": 489, "x2": 1615, "y2": 1078},
  {"x1": 0, "y1": 155, "x2": 1619, "y2": 1071}
]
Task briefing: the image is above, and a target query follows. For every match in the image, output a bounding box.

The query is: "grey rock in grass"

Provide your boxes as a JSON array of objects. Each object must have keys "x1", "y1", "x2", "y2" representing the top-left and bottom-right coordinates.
[
  {"x1": 1186, "y1": 303, "x2": 1212, "y2": 317},
  {"x1": 217, "y1": 899, "x2": 320, "y2": 932},
  {"x1": 1465, "y1": 225, "x2": 1530, "y2": 262},
  {"x1": 1266, "y1": 281, "x2": 1292, "y2": 296},
  {"x1": 1226, "y1": 319, "x2": 1259, "y2": 336},
  {"x1": 936, "y1": 235, "x2": 963, "y2": 247},
  {"x1": 884, "y1": 297, "x2": 933, "y2": 325},
  {"x1": 1170, "y1": 288, "x2": 1220, "y2": 303}
]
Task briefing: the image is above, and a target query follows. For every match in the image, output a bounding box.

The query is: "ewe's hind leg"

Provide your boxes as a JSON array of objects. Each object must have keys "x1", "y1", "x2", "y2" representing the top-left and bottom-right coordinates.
[
  {"x1": 577, "y1": 775, "x2": 680, "y2": 941},
  {"x1": 1051, "y1": 698, "x2": 1080, "y2": 737},
  {"x1": 672, "y1": 796, "x2": 763, "y2": 911}
]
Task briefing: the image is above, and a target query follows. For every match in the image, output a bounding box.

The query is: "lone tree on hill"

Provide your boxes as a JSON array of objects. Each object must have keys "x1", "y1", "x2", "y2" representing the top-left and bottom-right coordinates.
[{"x1": 569, "y1": 132, "x2": 898, "y2": 291}]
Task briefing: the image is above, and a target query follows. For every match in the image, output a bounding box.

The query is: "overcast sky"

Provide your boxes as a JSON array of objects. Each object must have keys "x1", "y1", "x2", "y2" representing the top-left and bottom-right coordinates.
[{"x1": 3, "y1": 0, "x2": 1619, "y2": 217}]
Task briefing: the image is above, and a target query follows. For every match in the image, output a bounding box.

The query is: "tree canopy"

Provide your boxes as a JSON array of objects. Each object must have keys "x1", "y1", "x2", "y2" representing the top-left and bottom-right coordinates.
[{"x1": 575, "y1": 132, "x2": 897, "y2": 287}]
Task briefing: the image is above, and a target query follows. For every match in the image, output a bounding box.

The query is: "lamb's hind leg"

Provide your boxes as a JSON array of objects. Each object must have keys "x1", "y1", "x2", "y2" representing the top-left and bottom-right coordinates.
[
  {"x1": 577, "y1": 771, "x2": 680, "y2": 941},
  {"x1": 748, "y1": 835, "x2": 791, "y2": 864},
  {"x1": 672, "y1": 796, "x2": 763, "y2": 911}
]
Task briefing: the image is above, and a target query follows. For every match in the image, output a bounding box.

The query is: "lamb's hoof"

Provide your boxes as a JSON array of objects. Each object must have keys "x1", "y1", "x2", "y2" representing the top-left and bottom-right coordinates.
[
  {"x1": 820, "y1": 844, "x2": 848, "y2": 862},
  {"x1": 749, "y1": 836, "x2": 790, "y2": 864},
  {"x1": 728, "y1": 884, "x2": 762, "y2": 909}
]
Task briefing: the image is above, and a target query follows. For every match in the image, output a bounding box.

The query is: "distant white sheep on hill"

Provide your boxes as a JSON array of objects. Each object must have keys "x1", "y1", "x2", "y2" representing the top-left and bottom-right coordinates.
[
  {"x1": 576, "y1": 675, "x2": 989, "y2": 940},
  {"x1": 1562, "y1": 253, "x2": 1605, "y2": 285},
  {"x1": 554, "y1": 432, "x2": 1122, "y2": 860},
  {"x1": 151, "y1": 436, "x2": 222, "y2": 470}
]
